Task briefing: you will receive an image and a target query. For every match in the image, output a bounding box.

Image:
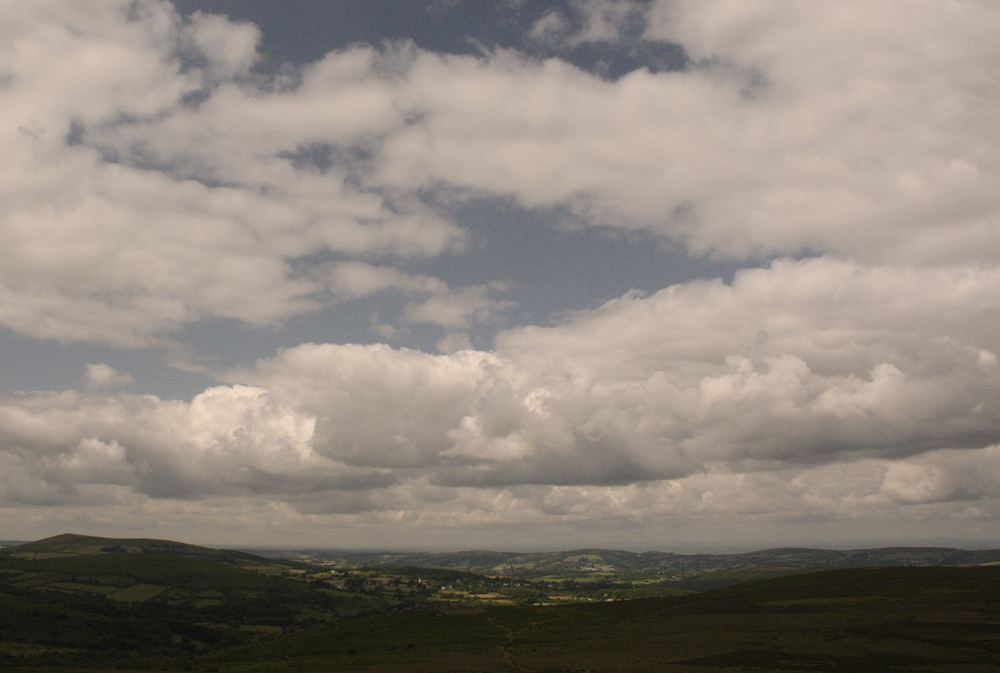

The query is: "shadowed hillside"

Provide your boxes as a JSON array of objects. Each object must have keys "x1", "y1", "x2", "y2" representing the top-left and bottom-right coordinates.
[
  {"x1": 3, "y1": 535, "x2": 1000, "y2": 671},
  {"x1": 0, "y1": 534, "x2": 395, "y2": 670},
  {"x1": 196, "y1": 565, "x2": 1000, "y2": 672}
]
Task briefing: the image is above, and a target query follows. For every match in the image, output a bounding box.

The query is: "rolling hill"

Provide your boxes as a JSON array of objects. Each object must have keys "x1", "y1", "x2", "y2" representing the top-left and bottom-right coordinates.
[
  {"x1": 197, "y1": 564, "x2": 1000, "y2": 672},
  {"x1": 4, "y1": 535, "x2": 1000, "y2": 671},
  {"x1": 8, "y1": 533, "x2": 275, "y2": 566},
  {"x1": 264, "y1": 545, "x2": 1000, "y2": 576},
  {"x1": 0, "y1": 534, "x2": 393, "y2": 670}
]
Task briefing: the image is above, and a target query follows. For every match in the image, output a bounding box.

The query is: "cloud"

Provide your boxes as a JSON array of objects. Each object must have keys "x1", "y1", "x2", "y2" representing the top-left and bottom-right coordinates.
[
  {"x1": 375, "y1": 0, "x2": 1000, "y2": 262},
  {"x1": 182, "y1": 10, "x2": 260, "y2": 81},
  {"x1": 2, "y1": 258, "x2": 998, "y2": 530},
  {"x1": 4, "y1": 0, "x2": 999, "y2": 350},
  {"x1": 401, "y1": 282, "x2": 512, "y2": 329},
  {"x1": 528, "y1": 0, "x2": 648, "y2": 48},
  {"x1": 320, "y1": 261, "x2": 447, "y2": 299},
  {"x1": 436, "y1": 330, "x2": 474, "y2": 354},
  {"x1": 0, "y1": 1, "x2": 464, "y2": 347},
  {"x1": 3, "y1": 1, "x2": 1000, "y2": 544},
  {"x1": 0, "y1": 383, "x2": 399, "y2": 506},
  {"x1": 879, "y1": 445, "x2": 1000, "y2": 505},
  {"x1": 83, "y1": 364, "x2": 134, "y2": 391},
  {"x1": 316, "y1": 261, "x2": 513, "y2": 330}
]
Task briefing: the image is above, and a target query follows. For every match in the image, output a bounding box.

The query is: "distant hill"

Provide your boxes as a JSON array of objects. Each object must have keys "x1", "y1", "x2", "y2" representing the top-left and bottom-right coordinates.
[
  {"x1": 2, "y1": 533, "x2": 324, "y2": 576},
  {"x1": 5, "y1": 533, "x2": 260, "y2": 562},
  {"x1": 252, "y1": 544, "x2": 1000, "y2": 576}
]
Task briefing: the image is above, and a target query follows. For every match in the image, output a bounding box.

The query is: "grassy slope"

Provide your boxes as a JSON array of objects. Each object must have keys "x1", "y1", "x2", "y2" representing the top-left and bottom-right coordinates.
[
  {"x1": 5, "y1": 537, "x2": 1000, "y2": 671},
  {"x1": 197, "y1": 566, "x2": 1000, "y2": 673},
  {"x1": 0, "y1": 546, "x2": 392, "y2": 670}
]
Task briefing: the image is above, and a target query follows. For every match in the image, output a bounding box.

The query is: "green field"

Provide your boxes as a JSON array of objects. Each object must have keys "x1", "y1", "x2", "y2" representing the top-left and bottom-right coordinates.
[
  {"x1": 4, "y1": 535, "x2": 1000, "y2": 672},
  {"x1": 185, "y1": 565, "x2": 1000, "y2": 672},
  {"x1": 0, "y1": 536, "x2": 395, "y2": 670}
]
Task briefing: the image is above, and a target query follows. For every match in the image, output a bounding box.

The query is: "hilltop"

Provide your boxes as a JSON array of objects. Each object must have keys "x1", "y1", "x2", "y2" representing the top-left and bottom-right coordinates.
[{"x1": 5, "y1": 533, "x2": 264, "y2": 563}]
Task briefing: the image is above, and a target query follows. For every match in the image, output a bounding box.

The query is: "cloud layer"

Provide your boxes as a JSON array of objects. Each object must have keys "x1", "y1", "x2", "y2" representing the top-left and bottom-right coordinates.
[
  {"x1": 2, "y1": 0, "x2": 1000, "y2": 546},
  {"x1": 5, "y1": 0, "x2": 1000, "y2": 346},
  {"x1": 3, "y1": 259, "x2": 1000, "y2": 543}
]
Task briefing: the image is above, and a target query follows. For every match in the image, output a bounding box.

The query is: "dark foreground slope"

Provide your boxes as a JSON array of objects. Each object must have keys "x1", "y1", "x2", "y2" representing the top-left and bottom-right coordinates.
[
  {"x1": 193, "y1": 565, "x2": 1000, "y2": 673},
  {"x1": 4, "y1": 536, "x2": 1000, "y2": 672},
  {"x1": 0, "y1": 535, "x2": 393, "y2": 670}
]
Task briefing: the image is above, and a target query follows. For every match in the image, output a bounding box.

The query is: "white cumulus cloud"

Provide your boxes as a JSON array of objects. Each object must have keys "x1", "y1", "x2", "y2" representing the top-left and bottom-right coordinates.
[{"x1": 3, "y1": 0, "x2": 1000, "y2": 546}]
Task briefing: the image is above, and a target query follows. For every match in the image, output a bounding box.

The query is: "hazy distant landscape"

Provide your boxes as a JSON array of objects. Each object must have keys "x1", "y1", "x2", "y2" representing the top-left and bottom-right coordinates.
[{"x1": 4, "y1": 533, "x2": 1000, "y2": 671}]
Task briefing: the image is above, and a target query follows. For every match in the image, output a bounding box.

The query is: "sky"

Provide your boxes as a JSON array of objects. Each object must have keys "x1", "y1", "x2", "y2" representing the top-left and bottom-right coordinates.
[{"x1": 2, "y1": 0, "x2": 1000, "y2": 551}]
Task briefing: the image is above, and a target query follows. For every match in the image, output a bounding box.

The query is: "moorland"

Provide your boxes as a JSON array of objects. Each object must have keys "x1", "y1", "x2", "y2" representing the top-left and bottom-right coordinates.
[{"x1": 2, "y1": 533, "x2": 1000, "y2": 671}]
